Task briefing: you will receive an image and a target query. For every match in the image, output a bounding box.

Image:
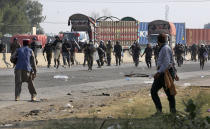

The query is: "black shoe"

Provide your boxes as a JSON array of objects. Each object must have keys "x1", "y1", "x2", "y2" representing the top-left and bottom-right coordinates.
[
  {"x1": 151, "y1": 110, "x2": 163, "y2": 116},
  {"x1": 170, "y1": 108, "x2": 176, "y2": 114}
]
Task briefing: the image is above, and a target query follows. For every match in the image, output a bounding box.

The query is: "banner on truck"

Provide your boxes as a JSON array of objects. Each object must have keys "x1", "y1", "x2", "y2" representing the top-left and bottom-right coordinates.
[
  {"x1": 174, "y1": 23, "x2": 186, "y2": 44},
  {"x1": 138, "y1": 22, "x2": 148, "y2": 44}
]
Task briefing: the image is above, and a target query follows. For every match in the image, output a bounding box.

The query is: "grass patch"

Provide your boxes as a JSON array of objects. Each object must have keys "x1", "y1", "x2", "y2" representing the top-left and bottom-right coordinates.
[{"x1": 35, "y1": 86, "x2": 210, "y2": 129}]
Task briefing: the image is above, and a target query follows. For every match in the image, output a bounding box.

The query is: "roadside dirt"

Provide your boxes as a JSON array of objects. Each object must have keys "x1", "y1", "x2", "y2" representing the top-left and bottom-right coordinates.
[
  {"x1": 1, "y1": 75, "x2": 210, "y2": 128},
  {"x1": 0, "y1": 84, "x2": 145, "y2": 127}
]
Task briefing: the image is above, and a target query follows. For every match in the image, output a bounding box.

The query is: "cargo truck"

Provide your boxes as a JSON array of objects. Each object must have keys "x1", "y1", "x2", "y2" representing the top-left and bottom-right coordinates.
[{"x1": 148, "y1": 20, "x2": 176, "y2": 48}]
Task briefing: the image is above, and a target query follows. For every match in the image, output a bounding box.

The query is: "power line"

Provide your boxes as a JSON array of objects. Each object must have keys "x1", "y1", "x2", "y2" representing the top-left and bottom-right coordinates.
[{"x1": 42, "y1": 0, "x2": 210, "y2": 3}]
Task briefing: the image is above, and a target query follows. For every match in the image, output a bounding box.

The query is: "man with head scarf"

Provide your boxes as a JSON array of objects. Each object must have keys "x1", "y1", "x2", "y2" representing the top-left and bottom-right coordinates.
[
  {"x1": 151, "y1": 34, "x2": 177, "y2": 114},
  {"x1": 11, "y1": 39, "x2": 37, "y2": 101}
]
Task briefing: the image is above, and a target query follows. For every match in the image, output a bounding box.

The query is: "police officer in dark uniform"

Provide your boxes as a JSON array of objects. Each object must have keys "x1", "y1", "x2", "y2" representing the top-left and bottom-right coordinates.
[
  {"x1": 43, "y1": 39, "x2": 53, "y2": 68},
  {"x1": 52, "y1": 36, "x2": 62, "y2": 69},
  {"x1": 10, "y1": 38, "x2": 20, "y2": 55},
  {"x1": 86, "y1": 41, "x2": 96, "y2": 71},
  {"x1": 176, "y1": 44, "x2": 185, "y2": 67},
  {"x1": 30, "y1": 37, "x2": 42, "y2": 65},
  {"x1": 153, "y1": 44, "x2": 160, "y2": 67},
  {"x1": 114, "y1": 41, "x2": 122, "y2": 66},
  {"x1": 98, "y1": 40, "x2": 106, "y2": 66},
  {"x1": 106, "y1": 40, "x2": 113, "y2": 66},
  {"x1": 198, "y1": 44, "x2": 207, "y2": 70},
  {"x1": 130, "y1": 41, "x2": 141, "y2": 67},
  {"x1": 83, "y1": 42, "x2": 88, "y2": 67},
  {"x1": 191, "y1": 44, "x2": 197, "y2": 61},
  {"x1": 10, "y1": 38, "x2": 20, "y2": 67},
  {"x1": 62, "y1": 39, "x2": 72, "y2": 68},
  {"x1": 142, "y1": 43, "x2": 153, "y2": 68}
]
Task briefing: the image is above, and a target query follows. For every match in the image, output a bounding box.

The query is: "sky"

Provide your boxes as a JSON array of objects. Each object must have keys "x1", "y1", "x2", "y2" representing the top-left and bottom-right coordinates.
[{"x1": 38, "y1": 0, "x2": 210, "y2": 34}]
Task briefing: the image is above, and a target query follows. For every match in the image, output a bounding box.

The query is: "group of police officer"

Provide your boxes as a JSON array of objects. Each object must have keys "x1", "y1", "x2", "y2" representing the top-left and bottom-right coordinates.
[{"x1": 3, "y1": 36, "x2": 210, "y2": 71}]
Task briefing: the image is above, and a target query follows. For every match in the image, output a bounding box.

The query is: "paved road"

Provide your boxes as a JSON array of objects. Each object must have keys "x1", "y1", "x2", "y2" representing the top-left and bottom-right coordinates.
[{"x1": 0, "y1": 61, "x2": 210, "y2": 108}]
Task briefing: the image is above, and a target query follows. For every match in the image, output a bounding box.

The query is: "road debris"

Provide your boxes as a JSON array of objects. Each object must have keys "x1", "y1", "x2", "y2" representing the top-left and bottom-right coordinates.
[
  {"x1": 184, "y1": 83, "x2": 191, "y2": 87},
  {"x1": 65, "y1": 103, "x2": 73, "y2": 108},
  {"x1": 124, "y1": 73, "x2": 149, "y2": 77},
  {"x1": 53, "y1": 75, "x2": 68, "y2": 81},
  {"x1": 24, "y1": 110, "x2": 41, "y2": 117},
  {"x1": 125, "y1": 77, "x2": 131, "y2": 81}
]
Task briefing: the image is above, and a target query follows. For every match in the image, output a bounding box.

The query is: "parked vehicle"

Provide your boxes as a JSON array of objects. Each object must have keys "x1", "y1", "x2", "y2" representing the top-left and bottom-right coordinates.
[
  {"x1": 96, "y1": 21, "x2": 138, "y2": 50},
  {"x1": 11, "y1": 34, "x2": 47, "y2": 48},
  {"x1": 138, "y1": 22, "x2": 186, "y2": 46},
  {"x1": 68, "y1": 13, "x2": 95, "y2": 42},
  {"x1": 148, "y1": 20, "x2": 176, "y2": 48},
  {"x1": 62, "y1": 31, "x2": 89, "y2": 49}
]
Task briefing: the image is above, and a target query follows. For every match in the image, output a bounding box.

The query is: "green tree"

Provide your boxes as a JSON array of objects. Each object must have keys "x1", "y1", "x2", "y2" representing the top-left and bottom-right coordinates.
[
  {"x1": 204, "y1": 23, "x2": 210, "y2": 29},
  {"x1": 0, "y1": 0, "x2": 45, "y2": 35}
]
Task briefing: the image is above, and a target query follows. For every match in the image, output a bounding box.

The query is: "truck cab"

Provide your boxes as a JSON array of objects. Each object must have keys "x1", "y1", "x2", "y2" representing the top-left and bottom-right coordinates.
[{"x1": 63, "y1": 31, "x2": 89, "y2": 49}]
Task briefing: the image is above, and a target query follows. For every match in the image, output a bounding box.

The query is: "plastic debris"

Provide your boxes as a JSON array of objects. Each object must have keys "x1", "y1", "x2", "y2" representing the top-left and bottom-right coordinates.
[
  {"x1": 184, "y1": 83, "x2": 191, "y2": 87},
  {"x1": 149, "y1": 74, "x2": 153, "y2": 79},
  {"x1": 4, "y1": 124, "x2": 13, "y2": 127},
  {"x1": 125, "y1": 77, "x2": 131, "y2": 81},
  {"x1": 144, "y1": 81, "x2": 153, "y2": 84},
  {"x1": 201, "y1": 76, "x2": 205, "y2": 78},
  {"x1": 107, "y1": 124, "x2": 121, "y2": 129},
  {"x1": 53, "y1": 75, "x2": 68, "y2": 81},
  {"x1": 65, "y1": 103, "x2": 73, "y2": 108}
]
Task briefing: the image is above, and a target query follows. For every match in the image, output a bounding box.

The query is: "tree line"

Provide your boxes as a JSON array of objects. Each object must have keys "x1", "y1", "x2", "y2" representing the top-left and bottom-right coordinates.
[{"x1": 0, "y1": 0, "x2": 45, "y2": 37}]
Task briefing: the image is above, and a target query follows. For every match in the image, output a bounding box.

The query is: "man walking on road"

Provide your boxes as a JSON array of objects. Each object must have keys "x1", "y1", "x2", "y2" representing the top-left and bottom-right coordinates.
[
  {"x1": 43, "y1": 40, "x2": 53, "y2": 68},
  {"x1": 114, "y1": 41, "x2": 122, "y2": 66},
  {"x1": 151, "y1": 34, "x2": 177, "y2": 114},
  {"x1": 52, "y1": 36, "x2": 62, "y2": 69},
  {"x1": 10, "y1": 38, "x2": 20, "y2": 67},
  {"x1": 106, "y1": 40, "x2": 113, "y2": 66},
  {"x1": 130, "y1": 41, "x2": 141, "y2": 67},
  {"x1": 142, "y1": 43, "x2": 153, "y2": 68},
  {"x1": 62, "y1": 39, "x2": 71, "y2": 68},
  {"x1": 11, "y1": 39, "x2": 37, "y2": 101}
]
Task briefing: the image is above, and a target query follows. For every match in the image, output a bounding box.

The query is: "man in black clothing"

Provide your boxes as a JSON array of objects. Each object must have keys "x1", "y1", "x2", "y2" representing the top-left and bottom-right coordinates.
[
  {"x1": 43, "y1": 41, "x2": 53, "y2": 68},
  {"x1": 30, "y1": 37, "x2": 42, "y2": 65},
  {"x1": 142, "y1": 44, "x2": 153, "y2": 68},
  {"x1": 86, "y1": 41, "x2": 96, "y2": 71},
  {"x1": 191, "y1": 44, "x2": 197, "y2": 61},
  {"x1": 198, "y1": 44, "x2": 207, "y2": 70},
  {"x1": 114, "y1": 41, "x2": 122, "y2": 66},
  {"x1": 130, "y1": 41, "x2": 141, "y2": 67},
  {"x1": 62, "y1": 39, "x2": 71, "y2": 68},
  {"x1": 153, "y1": 44, "x2": 159, "y2": 67},
  {"x1": 83, "y1": 42, "x2": 88, "y2": 67}
]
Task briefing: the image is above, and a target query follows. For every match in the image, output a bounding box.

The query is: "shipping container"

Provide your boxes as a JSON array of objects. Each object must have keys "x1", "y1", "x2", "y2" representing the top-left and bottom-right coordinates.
[
  {"x1": 11, "y1": 34, "x2": 47, "y2": 48},
  {"x1": 186, "y1": 29, "x2": 210, "y2": 46},
  {"x1": 138, "y1": 22, "x2": 186, "y2": 45},
  {"x1": 96, "y1": 21, "x2": 138, "y2": 48}
]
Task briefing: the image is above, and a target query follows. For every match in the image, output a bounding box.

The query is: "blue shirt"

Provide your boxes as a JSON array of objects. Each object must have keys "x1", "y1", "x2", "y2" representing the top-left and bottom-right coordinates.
[
  {"x1": 157, "y1": 44, "x2": 174, "y2": 73},
  {"x1": 15, "y1": 46, "x2": 34, "y2": 72}
]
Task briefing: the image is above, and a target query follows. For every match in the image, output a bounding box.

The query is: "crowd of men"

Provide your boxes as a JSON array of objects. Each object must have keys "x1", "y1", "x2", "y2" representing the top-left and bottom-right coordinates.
[
  {"x1": 2, "y1": 34, "x2": 210, "y2": 115},
  {"x1": 6, "y1": 34, "x2": 179, "y2": 115}
]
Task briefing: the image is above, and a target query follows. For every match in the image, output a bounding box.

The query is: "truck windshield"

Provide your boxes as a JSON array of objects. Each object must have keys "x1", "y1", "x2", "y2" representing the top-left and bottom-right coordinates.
[
  {"x1": 148, "y1": 35, "x2": 158, "y2": 44},
  {"x1": 63, "y1": 33, "x2": 77, "y2": 41},
  {"x1": 79, "y1": 33, "x2": 85, "y2": 41}
]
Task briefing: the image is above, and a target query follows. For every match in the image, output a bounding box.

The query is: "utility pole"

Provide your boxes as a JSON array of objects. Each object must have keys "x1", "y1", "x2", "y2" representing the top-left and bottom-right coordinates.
[{"x1": 165, "y1": 5, "x2": 169, "y2": 21}]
